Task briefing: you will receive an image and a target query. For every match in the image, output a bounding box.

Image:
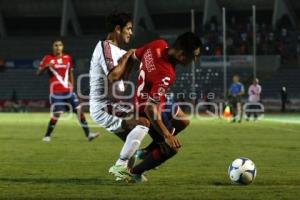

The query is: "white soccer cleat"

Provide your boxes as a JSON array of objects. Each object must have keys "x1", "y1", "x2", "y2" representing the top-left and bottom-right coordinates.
[{"x1": 42, "y1": 136, "x2": 51, "y2": 142}]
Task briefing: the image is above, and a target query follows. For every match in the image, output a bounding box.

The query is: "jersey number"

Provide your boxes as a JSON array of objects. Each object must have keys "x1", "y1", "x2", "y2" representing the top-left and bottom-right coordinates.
[
  {"x1": 136, "y1": 66, "x2": 171, "y2": 97},
  {"x1": 137, "y1": 69, "x2": 145, "y2": 97}
]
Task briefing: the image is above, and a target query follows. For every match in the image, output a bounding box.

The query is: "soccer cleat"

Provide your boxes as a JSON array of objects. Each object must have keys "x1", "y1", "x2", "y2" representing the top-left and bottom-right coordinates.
[
  {"x1": 128, "y1": 150, "x2": 159, "y2": 171},
  {"x1": 88, "y1": 132, "x2": 100, "y2": 142},
  {"x1": 127, "y1": 173, "x2": 148, "y2": 183},
  {"x1": 109, "y1": 164, "x2": 131, "y2": 181},
  {"x1": 115, "y1": 171, "x2": 148, "y2": 183},
  {"x1": 115, "y1": 177, "x2": 123, "y2": 181},
  {"x1": 109, "y1": 164, "x2": 148, "y2": 183},
  {"x1": 42, "y1": 136, "x2": 51, "y2": 142}
]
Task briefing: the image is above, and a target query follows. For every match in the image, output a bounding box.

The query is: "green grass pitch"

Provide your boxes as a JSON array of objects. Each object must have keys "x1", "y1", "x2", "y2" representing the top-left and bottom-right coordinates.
[{"x1": 0, "y1": 113, "x2": 300, "y2": 200}]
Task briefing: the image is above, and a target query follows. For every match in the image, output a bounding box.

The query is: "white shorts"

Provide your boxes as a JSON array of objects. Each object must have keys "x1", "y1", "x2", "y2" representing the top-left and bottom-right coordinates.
[{"x1": 90, "y1": 101, "x2": 130, "y2": 133}]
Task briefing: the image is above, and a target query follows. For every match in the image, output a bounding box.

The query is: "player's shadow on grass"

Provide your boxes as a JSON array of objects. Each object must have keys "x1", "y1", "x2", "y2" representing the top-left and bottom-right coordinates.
[
  {"x1": 211, "y1": 181, "x2": 232, "y2": 186},
  {"x1": 0, "y1": 177, "x2": 122, "y2": 186}
]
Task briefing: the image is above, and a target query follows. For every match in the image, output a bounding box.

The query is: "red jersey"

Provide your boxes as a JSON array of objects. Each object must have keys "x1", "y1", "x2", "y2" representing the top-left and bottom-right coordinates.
[
  {"x1": 39, "y1": 54, "x2": 73, "y2": 94},
  {"x1": 134, "y1": 39, "x2": 175, "y2": 113}
]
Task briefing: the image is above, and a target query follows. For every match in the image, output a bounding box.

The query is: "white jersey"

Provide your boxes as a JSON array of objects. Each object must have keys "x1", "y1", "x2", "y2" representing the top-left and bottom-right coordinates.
[
  {"x1": 89, "y1": 40, "x2": 128, "y2": 133},
  {"x1": 89, "y1": 40, "x2": 127, "y2": 108}
]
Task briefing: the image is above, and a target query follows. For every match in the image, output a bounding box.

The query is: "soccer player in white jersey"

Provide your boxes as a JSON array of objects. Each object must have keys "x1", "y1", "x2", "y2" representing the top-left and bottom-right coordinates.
[{"x1": 89, "y1": 12, "x2": 150, "y2": 179}]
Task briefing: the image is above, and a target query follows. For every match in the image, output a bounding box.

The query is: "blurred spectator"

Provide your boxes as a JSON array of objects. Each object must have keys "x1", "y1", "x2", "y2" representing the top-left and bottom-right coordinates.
[
  {"x1": 200, "y1": 14, "x2": 297, "y2": 61},
  {"x1": 280, "y1": 86, "x2": 288, "y2": 112},
  {"x1": 246, "y1": 78, "x2": 262, "y2": 121},
  {"x1": 0, "y1": 58, "x2": 5, "y2": 71},
  {"x1": 228, "y1": 75, "x2": 245, "y2": 123},
  {"x1": 6, "y1": 89, "x2": 27, "y2": 112}
]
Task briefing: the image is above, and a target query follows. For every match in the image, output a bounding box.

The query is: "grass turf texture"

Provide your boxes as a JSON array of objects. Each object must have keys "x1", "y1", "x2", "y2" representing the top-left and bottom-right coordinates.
[{"x1": 0, "y1": 113, "x2": 300, "y2": 200}]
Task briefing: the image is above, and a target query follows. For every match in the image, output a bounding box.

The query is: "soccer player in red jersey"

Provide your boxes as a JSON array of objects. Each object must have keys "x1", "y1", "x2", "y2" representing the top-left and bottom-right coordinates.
[
  {"x1": 37, "y1": 40, "x2": 99, "y2": 142},
  {"x1": 116, "y1": 32, "x2": 201, "y2": 182},
  {"x1": 134, "y1": 32, "x2": 201, "y2": 148}
]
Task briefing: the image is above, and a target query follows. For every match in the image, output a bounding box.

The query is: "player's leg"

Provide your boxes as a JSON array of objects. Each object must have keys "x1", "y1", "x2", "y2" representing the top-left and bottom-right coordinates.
[
  {"x1": 127, "y1": 106, "x2": 190, "y2": 181},
  {"x1": 130, "y1": 142, "x2": 178, "y2": 177},
  {"x1": 253, "y1": 104, "x2": 258, "y2": 121},
  {"x1": 75, "y1": 106, "x2": 99, "y2": 141},
  {"x1": 171, "y1": 106, "x2": 190, "y2": 135},
  {"x1": 230, "y1": 97, "x2": 237, "y2": 122},
  {"x1": 116, "y1": 99, "x2": 183, "y2": 170},
  {"x1": 42, "y1": 94, "x2": 64, "y2": 142},
  {"x1": 43, "y1": 112, "x2": 61, "y2": 142},
  {"x1": 90, "y1": 102, "x2": 150, "y2": 174},
  {"x1": 71, "y1": 93, "x2": 99, "y2": 141},
  {"x1": 140, "y1": 105, "x2": 189, "y2": 156},
  {"x1": 125, "y1": 131, "x2": 179, "y2": 183},
  {"x1": 110, "y1": 116, "x2": 150, "y2": 175},
  {"x1": 237, "y1": 101, "x2": 242, "y2": 122},
  {"x1": 246, "y1": 104, "x2": 251, "y2": 121},
  {"x1": 247, "y1": 103, "x2": 255, "y2": 121}
]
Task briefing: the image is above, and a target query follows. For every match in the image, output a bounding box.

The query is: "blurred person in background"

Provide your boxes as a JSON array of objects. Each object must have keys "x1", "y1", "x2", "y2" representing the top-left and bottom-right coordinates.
[
  {"x1": 281, "y1": 86, "x2": 288, "y2": 112},
  {"x1": 246, "y1": 78, "x2": 262, "y2": 121},
  {"x1": 229, "y1": 75, "x2": 245, "y2": 123}
]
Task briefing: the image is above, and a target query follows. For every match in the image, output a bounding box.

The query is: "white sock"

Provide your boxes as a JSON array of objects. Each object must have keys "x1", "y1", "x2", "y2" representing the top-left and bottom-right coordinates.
[{"x1": 115, "y1": 125, "x2": 149, "y2": 166}]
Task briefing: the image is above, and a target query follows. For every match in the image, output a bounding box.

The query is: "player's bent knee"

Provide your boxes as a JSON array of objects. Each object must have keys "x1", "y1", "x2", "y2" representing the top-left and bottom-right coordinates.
[
  {"x1": 75, "y1": 106, "x2": 82, "y2": 114},
  {"x1": 160, "y1": 143, "x2": 178, "y2": 159}
]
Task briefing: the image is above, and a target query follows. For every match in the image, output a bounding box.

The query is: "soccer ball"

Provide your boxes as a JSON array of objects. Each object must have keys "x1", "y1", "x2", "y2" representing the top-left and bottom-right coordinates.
[{"x1": 228, "y1": 157, "x2": 257, "y2": 185}]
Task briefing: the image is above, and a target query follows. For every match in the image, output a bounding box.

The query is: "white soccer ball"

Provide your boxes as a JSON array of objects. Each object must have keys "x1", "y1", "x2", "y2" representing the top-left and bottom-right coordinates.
[{"x1": 228, "y1": 157, "x2": 257, "y2": 185}]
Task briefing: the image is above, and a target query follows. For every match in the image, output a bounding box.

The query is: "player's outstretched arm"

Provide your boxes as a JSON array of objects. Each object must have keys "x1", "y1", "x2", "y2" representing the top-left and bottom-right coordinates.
[
  {"x1": 144, "y1": 100, "x2": 181, "y2": 150},
  {"x1": 107, "y1": 49, "x2": 135, "y2": 83}
]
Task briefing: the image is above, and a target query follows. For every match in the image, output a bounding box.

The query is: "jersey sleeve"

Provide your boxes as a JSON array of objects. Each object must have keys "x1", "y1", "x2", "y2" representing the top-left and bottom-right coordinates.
[
  {"x1": 90, "y1": 41, "x2": 110, "y2": 76},
  {"x1": 39, "y1": 55, "x2": 52, "y2": 69},
  {"x1": 134, "y1": 46, "x2": 145, "y2": 61}
]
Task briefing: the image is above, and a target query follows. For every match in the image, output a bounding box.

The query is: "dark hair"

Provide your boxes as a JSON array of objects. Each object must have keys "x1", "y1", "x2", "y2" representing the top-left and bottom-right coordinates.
[
  {"x1": 106, "y1": 12, "x2": 132, "y2": 32},
  {"x1": 52, "y1": 38, "x2": 63, "y2": 44},
  {"x1": 173, "y1": 32, "x2": 202, "y2": 57}
]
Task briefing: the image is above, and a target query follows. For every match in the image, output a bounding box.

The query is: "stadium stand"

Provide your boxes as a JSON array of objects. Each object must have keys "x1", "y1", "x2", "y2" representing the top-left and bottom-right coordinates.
[{"x1": 0, "y1": 0, "x2": 299, "y2": 111}]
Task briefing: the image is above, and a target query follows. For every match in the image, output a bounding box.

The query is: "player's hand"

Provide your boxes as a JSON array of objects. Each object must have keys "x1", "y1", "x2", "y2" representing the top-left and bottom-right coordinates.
[
  {"x1": 165, "y1": 134, "x2": 181, "y2": 150},
  {"x1": 45, "y1": 62, "x2": 53, "y2": 68},
  {"x1": 128, "y1": 49, "x2": 135, "y2": 54},
  {"x1": 127, "y1": 49, "x2": 135, "y2": 59},
  {"x1": 127, "y1": 49, "x2": 136, "y2": 59},
  {"x1": 46, "y1": 59, "x2": 56, "y2": 68}
]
